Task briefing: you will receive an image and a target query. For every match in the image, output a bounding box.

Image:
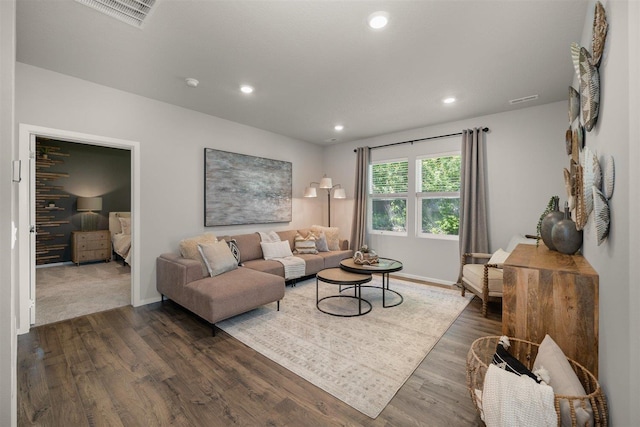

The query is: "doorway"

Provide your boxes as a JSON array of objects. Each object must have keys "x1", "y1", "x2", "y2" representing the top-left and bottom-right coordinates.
[{"x1": 18, "y1": 124, "x2": 141, "y2": 334}]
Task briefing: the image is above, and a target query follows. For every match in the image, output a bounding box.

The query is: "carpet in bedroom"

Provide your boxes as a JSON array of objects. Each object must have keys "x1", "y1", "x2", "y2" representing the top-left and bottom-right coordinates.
[
  {"x1": 216, "y1": 276, "x2": 472, "y2": 418},
  {"x1": 35, "y1": 261, "x2": 131, "y2": 326}
]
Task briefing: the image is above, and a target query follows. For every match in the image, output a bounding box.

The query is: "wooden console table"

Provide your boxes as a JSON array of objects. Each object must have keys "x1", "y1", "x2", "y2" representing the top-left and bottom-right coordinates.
[{"x1": 503, "y1": 244, "x2": 599, "y2": 377}]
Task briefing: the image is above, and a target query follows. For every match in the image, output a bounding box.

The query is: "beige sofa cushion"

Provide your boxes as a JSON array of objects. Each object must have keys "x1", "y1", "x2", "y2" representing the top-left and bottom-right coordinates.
[{"x1": 179, "y1": 232, "x2": 217, "y2": 275}]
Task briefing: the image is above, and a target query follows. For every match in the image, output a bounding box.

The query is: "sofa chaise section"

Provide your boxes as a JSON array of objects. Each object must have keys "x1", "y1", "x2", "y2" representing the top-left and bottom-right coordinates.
[{"x1": 157, "y1": 253, "x2": 285, "y2": 326}]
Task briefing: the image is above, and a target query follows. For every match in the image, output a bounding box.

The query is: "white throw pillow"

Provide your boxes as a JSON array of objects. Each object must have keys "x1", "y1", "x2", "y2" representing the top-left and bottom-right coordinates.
[
  {"x1": 197, "y1": 241, "x2": 238, "y2": 277},
  {"x1": 533, "y1": 334, "x2": 594, "y2": 427},
  {"x1": 488, "y1": 248, "x2": 511, "y2": 266},
  {"x1": 261, "y1": 240, "x2": 293, "y2": 260}
]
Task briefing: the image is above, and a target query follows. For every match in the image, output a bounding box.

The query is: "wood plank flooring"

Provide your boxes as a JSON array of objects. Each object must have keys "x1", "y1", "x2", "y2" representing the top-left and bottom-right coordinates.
[{"x1": 18, "y1": 288, "x2": 502, "y2": 426}]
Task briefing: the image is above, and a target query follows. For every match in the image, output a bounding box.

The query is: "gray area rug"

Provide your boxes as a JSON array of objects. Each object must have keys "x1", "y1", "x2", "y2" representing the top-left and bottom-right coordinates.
[
  {"x1": 36, "y1": 262, "x2": 131, "y2": 326},
  {"x1": 217, "y1": 276, "x2": 472, "y2": 418}
]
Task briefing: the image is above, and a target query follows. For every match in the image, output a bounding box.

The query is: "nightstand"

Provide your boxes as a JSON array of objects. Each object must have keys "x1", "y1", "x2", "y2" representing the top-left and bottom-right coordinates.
[{"x1": 71, "y1": 230, "x2": 111, "y2": 265}]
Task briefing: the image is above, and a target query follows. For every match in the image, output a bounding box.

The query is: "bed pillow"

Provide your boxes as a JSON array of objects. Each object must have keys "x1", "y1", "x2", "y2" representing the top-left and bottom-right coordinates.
[
  {"x1": 311, "y1": 225, "x2": 340, "y2": 251},
  {"x1": 533, "y1": 334, "x2": 594, "y2": 427},
  {"x1": 197, "y1": 241, "x2": 238, "y2": 277},
  {"x1": 118, "y1": 217, "x2": 131, "y2": 235},
  {"x1": 294, "y1": 232, "x2": 318, "y2": 254},
  {"x1": 261, "y1": 241, "x2": 293, "y2": 260},
  {"x1": 179, "y1": 233, "x2": 217, "y2": 275},
  {"x1": 315, "y1": 232, "x2": 329, "y2": 252}
]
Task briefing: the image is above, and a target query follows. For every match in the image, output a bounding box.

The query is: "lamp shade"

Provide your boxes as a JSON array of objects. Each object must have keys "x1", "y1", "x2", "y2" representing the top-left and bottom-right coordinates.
[
  {"x1": 333, "y1": 188, "x2": 346, "y2": 199},
  {"x1": 319, "y1": 177, "x2": 333, "y2": 189},
  {"x1": 77, "y1": 197, "x2": 102, "y2": 212},
  {"x1": 304, "y1": 187, "x2": 317, "y2": 198}
]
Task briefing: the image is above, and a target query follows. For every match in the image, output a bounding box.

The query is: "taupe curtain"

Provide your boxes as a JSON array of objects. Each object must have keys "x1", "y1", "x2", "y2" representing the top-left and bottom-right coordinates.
[
  {"x1": 459, "y1": 128, "x2": 488, "y2": 258},
  {"x1": 350, "y1": 146, "x2": 370, "y2": 251}
]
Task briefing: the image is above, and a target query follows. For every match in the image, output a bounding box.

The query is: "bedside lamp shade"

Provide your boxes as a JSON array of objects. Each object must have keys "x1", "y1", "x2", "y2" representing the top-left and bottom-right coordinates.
[
  {"x1": 77, "y1": 197, "x2": 102, "y2": 212},
  {"x1": 77, "y1": 197, "x2": 102, "y2": 231}
]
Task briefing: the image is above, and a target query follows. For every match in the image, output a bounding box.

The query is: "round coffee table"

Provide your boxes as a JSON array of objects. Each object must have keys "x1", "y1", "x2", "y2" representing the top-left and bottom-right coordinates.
[
  {"x1": 339, "y1": 258, "x2": 404, "y2": 308},
  {"x1": 316, "y1": 268, "x2": 373, "y2": 317}
]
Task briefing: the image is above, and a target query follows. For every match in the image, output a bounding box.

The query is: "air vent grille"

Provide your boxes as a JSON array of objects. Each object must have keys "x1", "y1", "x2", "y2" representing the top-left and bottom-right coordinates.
[
  {"x1": 509, "y1": 94, "x2": 539, "y2": 105},
  {"x1": 75, "y1": 0, "x2": 156, "y2": 28}
]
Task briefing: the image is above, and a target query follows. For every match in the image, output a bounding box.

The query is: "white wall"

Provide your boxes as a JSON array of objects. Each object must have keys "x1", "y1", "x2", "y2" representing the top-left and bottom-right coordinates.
[
  {"x1": 325, "y1": 101, "x2": 567, "y2": 284},
  {"x1": 577, "y1": 1, "x2": 639, "y2": 424},
  {"x1": 1, "y1": 0, "x2": 17, "y2": 424},
  {"x1": 15, "y1": 63, "x2": 325, "y2": 310}
]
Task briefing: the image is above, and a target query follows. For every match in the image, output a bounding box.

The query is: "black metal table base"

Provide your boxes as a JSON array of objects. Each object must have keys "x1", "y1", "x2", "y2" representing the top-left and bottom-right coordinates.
[
  {"x1": 340, "y1": 272, "x2": 403, "y2": 308},
  {"x1": 316, "y1": 280, "x2": 372, "y2": 317}
]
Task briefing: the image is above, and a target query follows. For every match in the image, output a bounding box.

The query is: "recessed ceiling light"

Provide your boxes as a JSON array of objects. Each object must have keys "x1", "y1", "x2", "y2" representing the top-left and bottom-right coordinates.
[
  {"x1": 240, "y1": 85, "x2": 254, "y2": 94},
  {"x1": 368, "y1": 11, "x2": 389, "y2": 29},
  {"x1": 443, "y1": 97, "x2": 456, "y2": 104},
  {"x1": 185, "y1": 78, "x2": 199, "y2": 88},
  {"x1": 334, "y1": 125, "x2": 344, "y2": 131}
]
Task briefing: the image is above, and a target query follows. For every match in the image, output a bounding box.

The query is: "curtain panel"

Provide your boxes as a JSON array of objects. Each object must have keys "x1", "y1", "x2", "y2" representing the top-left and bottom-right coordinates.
[
  {"x1": 350, "y1": 146, "x2": 370, "y2": 251},
  {"x1": 459, "y1": 128, "x2": 489, "y2": 258}
]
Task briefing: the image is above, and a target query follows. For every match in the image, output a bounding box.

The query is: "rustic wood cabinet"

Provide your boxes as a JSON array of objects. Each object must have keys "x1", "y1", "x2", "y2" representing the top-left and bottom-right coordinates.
[
  {"x1": 503, "y1": 244, "x2": 599, "y2": 377},
  {"x1": 71, "y1": 230, "x2": 111, "y2": 265}
]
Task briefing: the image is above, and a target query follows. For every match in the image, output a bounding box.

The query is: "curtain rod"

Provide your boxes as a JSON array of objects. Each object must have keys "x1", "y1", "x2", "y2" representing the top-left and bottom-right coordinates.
[{"x1": 353, "y1": 127, "x2": 489, "y2": 152}]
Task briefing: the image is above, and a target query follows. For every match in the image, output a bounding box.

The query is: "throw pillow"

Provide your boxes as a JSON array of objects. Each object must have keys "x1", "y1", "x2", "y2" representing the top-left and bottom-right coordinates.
[
  {"x1": 179, "y1": 232, "x2": 217, "y2": 276},
  {"x1": 197, "y1": 241, "x2": 238, "y2": 277},
  {"x1": 261, "y1": 241, "x2": 293, "y2": 260},
  {"x1": 225, "y1": 238, "x2": 242, "y2": 266},
  {"x1": 533, "y1": 334, "x2": 594, "y2": 427},
  {"x1": 294, "y1": 232, "x2": 318, "y2": 254},
  {"x1": 488, "y1": 248, "x2": 511, "y2": 266},
  {"x1": 118, "y1": 217, "x2": 131, "y2": 235},
  {"x1": 311, "y1": 225, "x2": 340, "y2": 251},
  {"x1": 315, "y1": 232, "x2": 329, "y2": 252},
  {"x1": 492, "y1": 337, "x2": 541, "y2": 383}
]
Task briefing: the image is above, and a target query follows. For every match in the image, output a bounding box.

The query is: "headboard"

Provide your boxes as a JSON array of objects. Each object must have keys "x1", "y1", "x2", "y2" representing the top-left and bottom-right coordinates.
[{"x1": 109, "y1": 212, "x2": 131, "y2": 238}]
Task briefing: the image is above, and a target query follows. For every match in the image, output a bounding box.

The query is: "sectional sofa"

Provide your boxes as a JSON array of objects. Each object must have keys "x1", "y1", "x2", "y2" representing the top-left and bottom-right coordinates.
[{"x1": 156, "y1": 228, "x2": 353, "y2": 332}]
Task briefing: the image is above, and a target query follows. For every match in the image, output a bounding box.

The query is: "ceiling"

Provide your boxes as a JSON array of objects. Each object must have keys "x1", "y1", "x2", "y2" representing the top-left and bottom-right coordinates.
[{"x1": 16, "y1": 0, "x2": 589, "y2": 145}]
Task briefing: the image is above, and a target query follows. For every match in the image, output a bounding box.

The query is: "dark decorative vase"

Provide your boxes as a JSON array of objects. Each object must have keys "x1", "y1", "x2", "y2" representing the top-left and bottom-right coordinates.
[
  {"x1": 541, "y1": 197, "x2": 563, "y2": 251},
  {"x1": 551, "y1": 202, "x2": 583, "y2": 255}
]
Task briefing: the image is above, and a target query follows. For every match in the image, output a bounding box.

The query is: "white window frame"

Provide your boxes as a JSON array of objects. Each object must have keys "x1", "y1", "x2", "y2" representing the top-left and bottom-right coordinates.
[
  {"x1": 416, "y1": 151, "x2": 461, "y2": 240},
  {"x1": 368, "y1": 157, "x2": 408, "y2": 236}
]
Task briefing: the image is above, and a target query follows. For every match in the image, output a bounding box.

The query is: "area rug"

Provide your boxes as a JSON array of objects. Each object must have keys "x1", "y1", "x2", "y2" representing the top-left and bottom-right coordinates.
[{"x1": 216, "y1": 276, "x2": 472, "y2": 418}]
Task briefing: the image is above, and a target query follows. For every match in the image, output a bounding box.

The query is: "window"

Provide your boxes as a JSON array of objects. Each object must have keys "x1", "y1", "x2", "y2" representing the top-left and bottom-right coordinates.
[
  {"x1": 369, "y1": 159, "x2": 408, "y2": 235},
  {"x1": 416, "y1": 153, "x2": 461, "y2": 238}
]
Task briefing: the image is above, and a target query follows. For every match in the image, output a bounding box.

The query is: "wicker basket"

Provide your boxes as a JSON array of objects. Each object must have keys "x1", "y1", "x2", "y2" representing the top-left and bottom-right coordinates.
[{"x1": 466, "y1": 336, "x2": 608, "y2": 426}]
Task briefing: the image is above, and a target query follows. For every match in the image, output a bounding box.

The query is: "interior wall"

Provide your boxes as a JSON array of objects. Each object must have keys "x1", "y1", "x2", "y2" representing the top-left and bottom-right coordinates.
[
  {"x1": 325, "y1": 101, "x2": 567, "y2": 284},
  {"x1": 576, "y1": 1, "x2": 637, "y2": 424},
  {"x1": 0, "y1": 0, "x2": 17, "y2": 425},
  {"x1": 16, "y1": 62, "x2": 324, "y2": 306}
]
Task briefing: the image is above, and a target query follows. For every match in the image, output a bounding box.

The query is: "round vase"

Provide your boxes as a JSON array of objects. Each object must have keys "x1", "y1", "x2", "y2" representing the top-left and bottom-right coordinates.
[
  {"x1": 551, "y1": 203, "x2": 583, "y2": 255},
  {"x1": 541, "y1": 198, "x2": 563, "y2": 251}
]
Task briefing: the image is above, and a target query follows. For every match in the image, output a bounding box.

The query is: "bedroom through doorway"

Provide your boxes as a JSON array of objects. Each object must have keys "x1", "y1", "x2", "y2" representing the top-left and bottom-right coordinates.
[{"x1": 33, "y1": 137, "x2": 132, "y2": 326}]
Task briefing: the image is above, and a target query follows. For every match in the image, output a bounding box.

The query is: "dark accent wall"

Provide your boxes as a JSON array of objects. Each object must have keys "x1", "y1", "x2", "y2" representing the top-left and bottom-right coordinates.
[{"x1": 36, "y1": 138, "x2": 131, "y2": 263}]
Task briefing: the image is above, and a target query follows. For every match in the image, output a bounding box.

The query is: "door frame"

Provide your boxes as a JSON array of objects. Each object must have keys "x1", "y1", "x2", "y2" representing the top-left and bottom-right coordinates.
[{"x1": 17, "y1": 124, "x2": 141, "y2": 334}]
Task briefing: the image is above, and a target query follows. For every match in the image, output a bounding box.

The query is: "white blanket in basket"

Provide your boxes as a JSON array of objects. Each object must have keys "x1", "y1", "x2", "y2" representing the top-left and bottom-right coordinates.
[{"x1": 483, "y1": 364, "x2": 556, "y2": 427}]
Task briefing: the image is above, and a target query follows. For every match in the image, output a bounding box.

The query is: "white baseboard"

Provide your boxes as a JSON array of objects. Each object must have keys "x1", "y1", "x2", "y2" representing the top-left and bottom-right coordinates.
[
  {"x1": 36, "y1": 261, "x2": 74, "y2": 268},
  {"x1": 392, "y1": 272, "x2": 456, "y2": 288},
  {"x1": 136, "y1": 296, "x2": 162, "y2": 307}
]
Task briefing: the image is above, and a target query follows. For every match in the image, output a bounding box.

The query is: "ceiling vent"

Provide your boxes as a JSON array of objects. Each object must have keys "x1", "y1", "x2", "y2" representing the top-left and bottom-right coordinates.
[
  {"x1": 509, "y1": 94, "x2": 539, "y2": 105},
  {"x1": 75, "y1": 0, "x2": 156, "y2": 28}
]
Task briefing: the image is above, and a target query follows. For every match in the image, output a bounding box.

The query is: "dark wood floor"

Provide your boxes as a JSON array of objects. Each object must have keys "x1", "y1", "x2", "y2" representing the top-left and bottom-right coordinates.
[{"x1": 18, "y1": 288, "x2": 502, "y2": 426}]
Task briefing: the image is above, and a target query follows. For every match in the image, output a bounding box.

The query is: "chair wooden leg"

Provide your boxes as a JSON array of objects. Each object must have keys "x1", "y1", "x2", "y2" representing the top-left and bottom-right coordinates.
[
  {"x1": 482, "y1": 300, "x2": 488, "y2": 317},
  {"x1": 461, "y1": 284, "x2": 466, "y2": 297}
]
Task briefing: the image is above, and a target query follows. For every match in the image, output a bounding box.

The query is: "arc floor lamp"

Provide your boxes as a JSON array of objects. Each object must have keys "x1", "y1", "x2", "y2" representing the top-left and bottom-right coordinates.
[{"x1": 304, "y1": 175, "x2": 345, "y2": 227}]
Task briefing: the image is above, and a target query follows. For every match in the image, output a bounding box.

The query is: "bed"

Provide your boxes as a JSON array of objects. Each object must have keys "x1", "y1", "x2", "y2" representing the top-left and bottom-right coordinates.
[{"x1": 109, "y1": 212, "x2": 131, "y2": 265}]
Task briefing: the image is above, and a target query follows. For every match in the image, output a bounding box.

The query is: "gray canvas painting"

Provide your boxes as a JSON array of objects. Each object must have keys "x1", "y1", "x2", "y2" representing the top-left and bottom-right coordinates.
[{"x1": 204, "y1": 148, "x2": 292, "y2": 226}]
